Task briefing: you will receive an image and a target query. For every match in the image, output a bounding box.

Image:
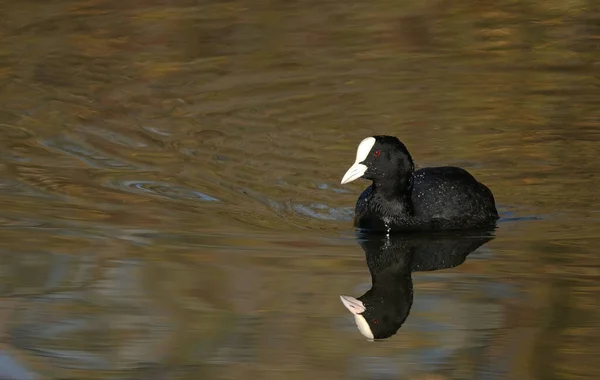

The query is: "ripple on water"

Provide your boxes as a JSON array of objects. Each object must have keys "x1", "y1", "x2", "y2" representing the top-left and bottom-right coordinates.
[
  {"x1": 107, "y1": 179, "x2": 219, "y2": 202},
  {"x1": 293, "y1": 202, "x2": 354, "y2": 221},
  {"x1": 0, "y1": 176, "x2": 62, "y2": 200},
  {"x1": 0, "y1": 124, "x2": 37, "y2": 164},
  {"x1": 316, "y1": 183, "x2": 352, "y2": 194},
  {"x1": 75, "y1": 124, "x2": 150, "y2": 149},
  {"x1": 497, "y1": 205, "x2": 545, "y2": 223},
  {"x1": 40, "y1": 136, "x2": 139, "y2": 170},
  {"x1": 0, "y1": 124, "x2": 34, "y2": 140},
  {"x1": 239, "y1": 187, "x2": 353, "y2": 223}
]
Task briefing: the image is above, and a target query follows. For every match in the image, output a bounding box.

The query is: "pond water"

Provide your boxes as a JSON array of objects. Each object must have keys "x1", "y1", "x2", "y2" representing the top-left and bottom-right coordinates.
[{"x1": 0, "y1": 0, "x2": 599, "y2": 379}]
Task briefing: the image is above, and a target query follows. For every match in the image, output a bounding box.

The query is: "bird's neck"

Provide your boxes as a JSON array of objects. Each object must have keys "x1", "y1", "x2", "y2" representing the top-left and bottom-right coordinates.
[
  {"x1": 372, "y1": 173, "x2": 412, "y2": 201},
  {"x1": 372, "y1": 176, "x2": 414, "y2": 217}
]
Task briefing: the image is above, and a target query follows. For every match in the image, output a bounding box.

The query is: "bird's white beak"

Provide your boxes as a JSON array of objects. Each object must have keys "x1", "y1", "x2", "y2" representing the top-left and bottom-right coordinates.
[
  {"x1": 341, "y1": 137, "x2": 375, "y2": 184},
  {"x1": 341, "y1": 163, "x2": 367, "y2": 184},
  {"x1": 340, "y1": 295, "x2": 366, "y2": 315}
]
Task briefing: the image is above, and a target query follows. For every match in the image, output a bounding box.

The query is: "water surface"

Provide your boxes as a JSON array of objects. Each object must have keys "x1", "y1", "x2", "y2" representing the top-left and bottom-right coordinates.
[{"x1": 0, "y1": 0, "x2": 599, "y2": 379}]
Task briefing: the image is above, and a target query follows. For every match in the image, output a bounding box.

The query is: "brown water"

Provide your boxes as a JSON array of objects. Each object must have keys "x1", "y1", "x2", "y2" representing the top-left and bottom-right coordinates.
[{"x1": 0, "y1": 0, "x2": 599, "y2": 379}]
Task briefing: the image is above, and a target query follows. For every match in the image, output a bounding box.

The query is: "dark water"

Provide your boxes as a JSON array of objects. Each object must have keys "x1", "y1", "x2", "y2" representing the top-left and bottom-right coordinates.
[{"x1": 1, "y1": 0, "x2": 600, "y2": 379}]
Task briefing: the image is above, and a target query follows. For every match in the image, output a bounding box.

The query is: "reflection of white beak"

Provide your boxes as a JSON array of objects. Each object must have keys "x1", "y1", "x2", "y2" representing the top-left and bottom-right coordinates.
[
  {"x1": 340, "y1": 295, "x2": 366, "y2": 314},
  {"x1": 340, "y1": 295, "x2": 374, "y2": 340},
  {"x1": 341, "y1": 163, "x2": 367, "y2": 184}
]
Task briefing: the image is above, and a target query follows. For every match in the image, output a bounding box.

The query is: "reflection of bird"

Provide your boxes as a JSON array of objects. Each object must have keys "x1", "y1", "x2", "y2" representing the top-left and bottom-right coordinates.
[
  {"x1": 340, "y1": 232, "x2": 494, "y2": 340},
  {"x1": 340, "y1": 136, "x2": 499, "y2": 233}
]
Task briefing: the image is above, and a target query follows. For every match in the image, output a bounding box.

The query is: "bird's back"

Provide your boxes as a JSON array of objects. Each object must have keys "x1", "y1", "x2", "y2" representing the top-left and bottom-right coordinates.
[
  {"x1": 353, "y1": 166, "x2": 498, "y2": 232},
  {"x1": 410, "y1": 166, "x2": 498, "y2": 227}
]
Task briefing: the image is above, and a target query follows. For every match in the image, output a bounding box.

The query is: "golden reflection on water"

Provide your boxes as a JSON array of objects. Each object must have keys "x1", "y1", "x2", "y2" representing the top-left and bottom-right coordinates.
[{"x1": 0, "y1": 0, "x2": 599, "y2": 379}]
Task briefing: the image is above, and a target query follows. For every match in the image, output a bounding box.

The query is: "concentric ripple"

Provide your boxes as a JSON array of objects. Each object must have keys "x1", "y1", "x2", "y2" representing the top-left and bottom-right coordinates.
[{"x1": 107, "y1": 179, "x2": 219, "y2": 202}]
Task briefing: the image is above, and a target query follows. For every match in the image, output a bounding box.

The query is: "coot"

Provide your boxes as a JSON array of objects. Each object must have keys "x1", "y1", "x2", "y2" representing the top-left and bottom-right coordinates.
[{"x1": 341, "y1": 135, "x2": 499, "y2": 233}]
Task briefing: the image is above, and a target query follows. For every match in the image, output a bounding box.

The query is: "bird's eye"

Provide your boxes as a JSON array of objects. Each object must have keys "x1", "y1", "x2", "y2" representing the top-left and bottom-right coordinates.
[
  {"x1": 373, "y1": 150, "x2": 381, "y2": 157},
  {"x1": 373, "y1": 319, "x2": 379, "y2": 325}
]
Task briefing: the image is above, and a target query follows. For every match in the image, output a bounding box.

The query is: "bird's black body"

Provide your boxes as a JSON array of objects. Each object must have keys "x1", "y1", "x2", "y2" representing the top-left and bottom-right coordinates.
[{"x1": 345, "y1": 136, "x2": 499, "y2": 233}]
